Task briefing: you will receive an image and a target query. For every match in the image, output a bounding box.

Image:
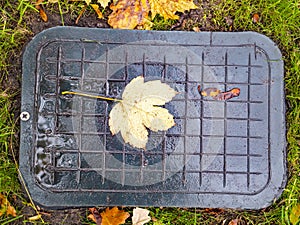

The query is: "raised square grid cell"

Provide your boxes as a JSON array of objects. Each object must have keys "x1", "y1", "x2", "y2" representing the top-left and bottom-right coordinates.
[
  {"x1": 187, "y1": 65, "x2": 202, "y2": 82},
  {"x1": 82, "y1": 79, "x2": 106, "y2": 94},
  {"x1": 84, "y1": 43, "x2": 107, "y2": 61},
  {"x1": 166, "y1": 100, "x2": 186, "y2": 118},
  {"x1": 84, "y1": 62, "x2": 106, "y2": 79},
  {"x1": 225, "y1": 173, "x2": 247, "y2": 192},
  {"x1": 202, "y1": 155, "x2": 224, "y2": 172},
  {"x1": 166, "y1": 65, "x2": 186, "y2": 82},
  {"x1": 167, "y1": 118, "x2": 185, "y2": 135},
  {"x1": 21, "y1": 28, "x2": 285, "y2": 209},
  {"x1": 226, "y1": 155, "x2": 247, "y2": 172},
  {"x1": 203, "y1": 66, "x2": 225, "y2": 83},
  {"x1": 55, "y1": 152, "x2": 78, "y2": 168},
  {"x1": 203, "y1": 101, "x2": 225, "y2": 118},
  {"x1": 186, "y1": 118, "x2": 201, "y2": 135},
  {"x1": 226, "y1": 120, "x2": 248, "y2": 137},
  {"x1": 250, "y1": 120, "x2": 268, "y2": 138},
  {"x1": 202, "y1": 119, "x2": 224, "y2": 136},
  {"x1": 226, "y1": 137, "x2": 247, "y2": 155},
  {"x1": 61, "y1": 62, "x2": 81, "y2": 77},
  {"x1": 61, "y1": 42, "x2": 82, "y2": 60},
  {"x1": 165, "y1": 136, "x2": 184, "y2": 154},
  {"x1": 227, "y1": 66, "x2": 249, "y2": 83},
  {"x1": 145, "y1": 63, "x2": 164, "y2": 79},
  {"x1": 187, "y1": 100, "x2": 201, "y2": 117},
  {"x1": 226, "y1": 102, "x2": 248, "y2": 119},
  {"x1": 186, "y1": 136, "x2": 201, "y2": 154},
  {"x1": 81, "y1": 134, "x2": 105, "y2": 151}
]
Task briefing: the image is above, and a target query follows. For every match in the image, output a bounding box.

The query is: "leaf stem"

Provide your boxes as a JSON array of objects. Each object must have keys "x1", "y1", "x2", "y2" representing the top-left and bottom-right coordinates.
[{"x1": 62, "y1": 91, "x2": 122, "y2": 102}]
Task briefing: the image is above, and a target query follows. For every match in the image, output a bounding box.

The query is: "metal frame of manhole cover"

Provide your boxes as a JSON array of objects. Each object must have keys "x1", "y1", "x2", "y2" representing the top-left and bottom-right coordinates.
[{"x1": 20, "y1": 27, "x2": 286, "y2": 209}]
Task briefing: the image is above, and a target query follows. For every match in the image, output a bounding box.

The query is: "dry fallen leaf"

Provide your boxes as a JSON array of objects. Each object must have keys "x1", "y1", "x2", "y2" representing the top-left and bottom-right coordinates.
[
  {"x1": 88, "y1": 207, "x2": 102, "y2": 225},
  {"x1": 198, "y1": 86, "x2": 240, "y2": 101},
  {"x1": 108, "y1": 0, "x2": 197, "y2": 29},
  {"x1": 132, "y1": 207, "x2": 151, "y2": 225},
  {"x1": 252, "y1": 13, "x2": 260, "y2": 23},
  {"x1": 0, "y1": 193, "x2": 17, "y2": 217},
  {"x1": 91, "y1": 4, "x2": 103, "y2": 19},
  {"x1": 108, "y1": 0, "x2": 150, "y2": 29},
  {"x1": 148, "y1": 0, "x2": 197, "y2": 20},
  {"x1": 228, "y1": 218, "x2": 240, "y2": 225},
  {"x1": 109, "y1": 76, "x2": 177, "y2": 149},
  {"x1": 35, "y1": 0, "x2": 48, "y2": 22},
  {"x1": 97, "y1": 0, "x2": 111, "y2": 8},
  {"x1": 28, "y1": 214, "x2": 42, "y2": 221},
  {"x1": 101, "y1": 207, "x2": 130, "y2": 225},
  {"x1": 290, "y1": 204, "x2": 300, "y2": 225}
]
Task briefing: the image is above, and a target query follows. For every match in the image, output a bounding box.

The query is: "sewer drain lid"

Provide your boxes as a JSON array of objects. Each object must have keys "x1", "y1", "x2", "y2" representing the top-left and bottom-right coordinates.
[{"x1": 20, "y1": 27, "x2": 286, "y2": 209}]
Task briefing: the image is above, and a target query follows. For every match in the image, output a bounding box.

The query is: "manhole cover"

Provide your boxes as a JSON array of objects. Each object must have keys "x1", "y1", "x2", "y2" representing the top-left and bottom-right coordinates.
[{"x1": 20, "y1": 27, "x2": 286, "y2": 209}]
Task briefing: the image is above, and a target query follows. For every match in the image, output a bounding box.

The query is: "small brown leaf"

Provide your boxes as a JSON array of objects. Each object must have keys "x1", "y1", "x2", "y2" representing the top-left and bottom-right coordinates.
[
  {"x1": 228, "y1": 218, "x2": 240, "y2": 225},
  {"x1": 35, "y1": 0, "x2": 48, "y2": 22},
  {"x1": 252, "y1": 13, "x2": 260, "y2": 23},
  {"x1": 200, "y1": 87, "x2": 221, "y2": 97},
  {"x1": 215, "y1": 88, "x2": 240, "y2": 100},
  {"x1": 101, "y1": 207, "x2": 130, "y2": 225},
  {"x1": 88, "y1": 208, "x2": 102, "y2": 225}
]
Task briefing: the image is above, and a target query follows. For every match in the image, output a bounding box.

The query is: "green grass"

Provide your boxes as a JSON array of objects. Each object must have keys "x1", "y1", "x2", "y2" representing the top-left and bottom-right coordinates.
[{"x1": 0, "y1": 0, "x2": 299, "y2": 224}]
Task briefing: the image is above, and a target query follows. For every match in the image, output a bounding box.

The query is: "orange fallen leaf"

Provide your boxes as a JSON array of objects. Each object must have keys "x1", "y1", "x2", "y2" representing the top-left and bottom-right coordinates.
[
  {"x1": 0, "y1": 193, "x2": 17, "y2": 217},
  {"x1": 101, "y1": 207, "x2": 130, "y2": 225},
  {"x1": 252, "y1": 13, "x2": 260, "y2": 23},
  {"x1": 198, "y1": 86, "x2": 240, "y2": 101},
  {"x1": 35, "y1": 0, "x2": 48, "y2": 22},
  {"x1": 108, "y1": 0, "x2": 150, "y2": 29},
  {"x1": 228, "y1": 218, "x2": 240, "y2": 225},
  {"x1": 88, "y1": 208, "x2": 102, "y2": 225}
]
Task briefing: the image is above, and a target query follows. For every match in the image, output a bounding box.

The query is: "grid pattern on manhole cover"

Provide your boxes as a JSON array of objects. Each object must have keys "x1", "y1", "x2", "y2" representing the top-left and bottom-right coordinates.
[{"x1": 20, "y1": 27, "x2": 286, "y2": 208}]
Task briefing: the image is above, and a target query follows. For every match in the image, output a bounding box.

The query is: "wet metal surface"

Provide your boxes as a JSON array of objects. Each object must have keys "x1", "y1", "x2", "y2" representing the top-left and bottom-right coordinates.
[{"x1": 20, "y1": 27, "x2": 286, "y2": 209}]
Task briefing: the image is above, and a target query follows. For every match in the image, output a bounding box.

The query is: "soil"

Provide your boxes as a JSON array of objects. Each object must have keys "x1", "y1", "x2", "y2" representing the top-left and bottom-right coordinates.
[{"x1": 6, "y1": 3, "x2": 238, "y2": 224}]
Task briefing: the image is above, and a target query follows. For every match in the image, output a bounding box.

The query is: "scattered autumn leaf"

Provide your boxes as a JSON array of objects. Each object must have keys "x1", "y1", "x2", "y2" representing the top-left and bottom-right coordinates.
[
  {"x1": 108, "y1": 0, "x2": 197, "y2": 29},
  {"x1": 100, "y1": 207, "x2": 130, "y2": 225},
  {"x1": 108, "y1": 0, "x2": 150, "y2": 29},
  {"x1": 290, "y1": 204, "x2": 300, "y2": 225},
  {"x1": 88, "y1": 208, "x2": 102, "y2": 225},
  {"x1": 193, "y1": 26, "x2": 200, "y2": 32},
  {"x1": 252, "y1": 13, "x2": 260, "y2": 23},
  {"x1": 85, "y1": 0, "x2": 92, "y2": 4},
  {"x1": 28, "y1": 214, "x2": 42, "y2": 221},
  {"x1": 228, "y1": 218, "x2": 240, "y2": 225},
  {"x1": 91, "y1": 4, "x2": 103, "y2": 19},
  {"x1": 132, "y1": 207, "x2": 151, "y2": 225},
  {"x1": 198, "y1": 86, "x2": 240, "y2": 101},
  {"x1": 0, "y1": 193, "x2": 17, "y2": 217},
  {"x1": 149, "y1": 0, "x2": 197, "y2": 20},
  {"x1": 35, "y1": 0, "x2": 48, "y2": 22},
  {"x1": 109, "y1": 76, "x2": 177, "y2": 149},
  {"x1": 98, "y1": 0, "x2": 111, "y2": 8}
]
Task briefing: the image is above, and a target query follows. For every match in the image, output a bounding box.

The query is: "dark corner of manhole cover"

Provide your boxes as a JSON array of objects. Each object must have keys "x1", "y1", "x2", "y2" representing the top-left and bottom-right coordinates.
[{"x1": 20, "y1": 27, "x2": 286, "y2": 209}]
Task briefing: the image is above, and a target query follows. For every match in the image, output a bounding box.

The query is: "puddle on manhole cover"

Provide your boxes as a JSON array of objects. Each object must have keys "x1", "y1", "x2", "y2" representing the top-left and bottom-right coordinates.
[{"x1": 20, "y1": 27, "x2": 286, "y2": 209}]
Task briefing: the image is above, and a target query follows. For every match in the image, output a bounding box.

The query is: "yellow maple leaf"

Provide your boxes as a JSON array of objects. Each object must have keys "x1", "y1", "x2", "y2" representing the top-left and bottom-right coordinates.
[
  {"x1": 109, "y1": 76, "x2": 177, "y2": 149},
  {"x1": 148, "y1": 0, "x2": 198, "y2": 20},
  {"x1": 101, "y1": 207, "x2": 130, "y2": 225},
  {"x1": 108, "y1": 0, "x2": 150, "y2": 29},
  {"x1": 91, "y1": 4, "x2": 103, "y2": 19},
  {"x1": 97, "y1": 0, "x2": 111, "y2": 8}
]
